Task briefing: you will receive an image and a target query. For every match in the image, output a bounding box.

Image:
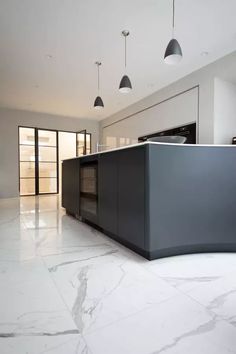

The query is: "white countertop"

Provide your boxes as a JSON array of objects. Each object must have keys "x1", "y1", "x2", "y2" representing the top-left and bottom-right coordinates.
[{"x1": 63, "y1": 141, "x2": 236, "y2": 161}]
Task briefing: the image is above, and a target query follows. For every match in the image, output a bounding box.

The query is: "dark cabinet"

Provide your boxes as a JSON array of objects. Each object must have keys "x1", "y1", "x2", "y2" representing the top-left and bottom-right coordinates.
[
  {"x1": 62, "y1": 158, "x2": 80, "y2": 216},
  {"x1": 98, "y1": 152, "x2": 118, "y2": 234},
  {"x1": 80, "y1": 160, "x2": 98, "y2": 224},
  {"x1": 62, "y1": 147, "x2": 146, "y2": 255},
  {"x1": 117, "y1": 147, "x2": 145, "y2": 249}
]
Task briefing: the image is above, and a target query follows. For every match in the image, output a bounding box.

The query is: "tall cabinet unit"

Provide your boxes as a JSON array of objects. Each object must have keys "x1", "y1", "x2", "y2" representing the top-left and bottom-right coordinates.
[
  {"x1": 98, "y1": 152, "x2": 118, "y2": 235},
  {"x1": 62, "y1": 158, "x2": 80, "y2": 216},
  {"x1": 98, "y1": 147, "x2": 146, "y2": 253},
  {"x1": 117, "y1": 148, "x2": 146, "y2": 251}
]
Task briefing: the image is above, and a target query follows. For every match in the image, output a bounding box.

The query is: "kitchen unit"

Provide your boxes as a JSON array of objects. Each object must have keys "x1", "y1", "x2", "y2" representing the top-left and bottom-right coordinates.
[{"x1": 62, "y1": 142, "x2": 236, "y2": 260}]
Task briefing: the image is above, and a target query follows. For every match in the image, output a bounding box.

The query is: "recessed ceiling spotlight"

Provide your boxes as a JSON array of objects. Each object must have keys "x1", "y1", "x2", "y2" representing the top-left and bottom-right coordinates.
[
  {"x1": 201, "y1": 51, "x2": 209, "y2": 56},
  {"x1": 46, "y1": 54, "x2": 53, "y2": 59}
]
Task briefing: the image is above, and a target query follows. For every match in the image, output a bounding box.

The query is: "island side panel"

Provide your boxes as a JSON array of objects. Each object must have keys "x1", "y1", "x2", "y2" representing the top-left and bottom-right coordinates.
[
  {"x1": 98, "y1": 151, "x2": 118, "y2": 235},
  {"x1": 62, "y1": 158, "x2": 80, "y2": 216},
  {"x1": 148, "y1": 144, "x2": 236, "y2": 259},
  {"x1": 117, "y1": 146, "x2": 146, "y2": 251}
]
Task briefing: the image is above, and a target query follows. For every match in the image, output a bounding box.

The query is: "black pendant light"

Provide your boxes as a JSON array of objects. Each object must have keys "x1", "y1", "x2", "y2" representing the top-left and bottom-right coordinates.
[
  {"x1": 94, "y1": 61, "x2": 104, "y2": 109},
  {"x1": 119, "y1": 30, "x2": 132, "y2": 93},
  {"x1": 164, "y1": 0, "x2": 183, "y2": 65}
]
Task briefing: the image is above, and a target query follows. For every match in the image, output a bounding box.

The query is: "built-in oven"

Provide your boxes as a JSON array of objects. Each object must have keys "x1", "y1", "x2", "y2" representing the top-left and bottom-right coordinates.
[
  {"x1": 138, "y1": 123, "x2": 196, "y2": 144},
  {"x1": 80, "y1": 159, "x2": 98, "y2": 224}
]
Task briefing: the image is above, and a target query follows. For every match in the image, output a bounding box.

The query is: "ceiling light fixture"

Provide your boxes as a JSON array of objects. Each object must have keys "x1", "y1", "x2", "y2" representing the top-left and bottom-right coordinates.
[
  {"x1": 119, "y1": 30, "x2": 132, "y2": 93},
  {"x1": 94, "y1": 61, "x2": 104, "y2": 110},
  {"x1": 164, "y1": 0, "x2": 183, "y2": 65}
]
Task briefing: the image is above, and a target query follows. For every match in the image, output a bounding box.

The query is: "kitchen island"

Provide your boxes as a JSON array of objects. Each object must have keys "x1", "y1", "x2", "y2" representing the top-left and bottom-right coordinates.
[{"x1": 62, "y1": 142, "x2": 236, "y2": 260}]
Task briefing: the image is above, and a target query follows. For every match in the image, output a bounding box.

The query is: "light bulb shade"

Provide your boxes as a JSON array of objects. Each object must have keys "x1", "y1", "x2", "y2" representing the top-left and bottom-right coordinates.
[
  {"x1": 94, "y1": 96, "x2": 104, "y2": 109},
  {"x1": 164, "y1": 38, "x2": 183, "y2": 65},
  {"x1": 119, "y1": 75, "x2": 132, "y2": 93}
]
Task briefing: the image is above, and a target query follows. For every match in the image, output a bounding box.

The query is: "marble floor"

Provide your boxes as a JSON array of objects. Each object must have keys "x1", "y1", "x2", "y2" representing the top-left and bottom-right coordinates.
[{"x1": 0, "y1": 196, "x2": 236, "y2": 353}]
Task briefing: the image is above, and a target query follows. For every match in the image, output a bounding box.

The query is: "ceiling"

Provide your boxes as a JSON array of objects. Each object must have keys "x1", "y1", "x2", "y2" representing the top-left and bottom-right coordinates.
[{"x1": 0, "y1": 0, "x2": 236, "y2": 121}]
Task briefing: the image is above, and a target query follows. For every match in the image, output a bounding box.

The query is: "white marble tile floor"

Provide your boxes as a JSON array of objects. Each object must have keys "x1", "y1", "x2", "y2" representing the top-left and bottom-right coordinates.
[{"x1": 0, "y1": 195, "x2": 236, "y2": 353}]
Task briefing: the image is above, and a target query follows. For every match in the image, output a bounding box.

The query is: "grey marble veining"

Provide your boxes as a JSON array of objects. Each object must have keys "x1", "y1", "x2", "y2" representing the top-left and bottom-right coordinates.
[
  {"x1": 72, "y1": 266, "x2": 89, "y2": 331},
  {"x1": 151, "y1": 315, "x2": 219, "y2": 354},
  {"x1": 159, "y1": 275, "x2": 221, "y2": 288},
  {"x1": 48, "y1": 249, "x2": 118, "y2": 273},
  {"x1": 208, "y1": 289, "x2": 236, "y2": 312},
  {"x1": 0, "y1": 329, "x2": 79, "y2": 338}
]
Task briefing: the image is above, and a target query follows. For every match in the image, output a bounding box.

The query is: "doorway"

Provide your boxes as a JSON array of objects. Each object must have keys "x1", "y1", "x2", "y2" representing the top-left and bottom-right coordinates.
[
  {"x1": 76, "y1": 129, "x2": 91, "y2": 156},
  {"x1": 19, "y1": 127, "x2": 92, "y2": 196},
  {"x1": 19, "y1": 127, "x2": 58, "y2": 196}
]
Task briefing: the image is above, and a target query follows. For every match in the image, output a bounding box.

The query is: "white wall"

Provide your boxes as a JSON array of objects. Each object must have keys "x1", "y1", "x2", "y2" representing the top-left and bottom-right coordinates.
[
  {"x1": 214, "y1": 78, "x2": 236, "y2": 144},
  {"x1": 100, "y1": 51, "x2": 236, "y2": 147},
  {"x1": 103, "y1": 87, "x2": 198, "y2": 148},
  {"x1": 0, "y1": 108, "x2": 99, "y2": 198}
]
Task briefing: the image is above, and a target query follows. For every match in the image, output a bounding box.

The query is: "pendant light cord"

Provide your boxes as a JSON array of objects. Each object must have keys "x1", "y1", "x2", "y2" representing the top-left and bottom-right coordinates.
[
  {"x1": 172, "y1": 0, "x2": 175, "y2": 38},
  {"x1": 125, "y1": 34, "x2": 127, "y2": 68},
  {"x1": 95, "y1": 61, "x2": 101, "y2": 92}
]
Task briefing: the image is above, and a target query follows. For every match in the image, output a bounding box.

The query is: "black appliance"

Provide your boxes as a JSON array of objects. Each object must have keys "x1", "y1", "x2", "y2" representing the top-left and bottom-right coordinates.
[
  {"x1": 138, "y1": 123, "x2": 196, "y2": 144},
  {"x1": 232, "y1": 137, "x2": 236, "y2": 145}
]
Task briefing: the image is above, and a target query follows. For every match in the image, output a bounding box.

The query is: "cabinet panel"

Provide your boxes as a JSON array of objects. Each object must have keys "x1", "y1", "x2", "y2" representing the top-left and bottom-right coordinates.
[
  {"x1": 118, "y1": 147, "x2": 145, "y2": 248},
  {"x1": 62, "y1": 159, "x2": 80, "y2": 215},
  {"x1": 98, "y1": 153, "x2": 118, "y2": 234},
  {"x1": 79, "y1": 160, "x2": 98, "y2": 225}
]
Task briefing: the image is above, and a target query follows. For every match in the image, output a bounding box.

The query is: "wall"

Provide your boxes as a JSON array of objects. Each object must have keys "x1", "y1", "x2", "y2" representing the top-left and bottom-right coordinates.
[
  {"x1": 100, "y1": 51, "x2": 236, "y2": 147},
  {"x1": 214, "y1": 78, "x2": 236, "y2": 144},
  {"x1": 0, "y1": 108, "x2": 99, "y2": 198}
]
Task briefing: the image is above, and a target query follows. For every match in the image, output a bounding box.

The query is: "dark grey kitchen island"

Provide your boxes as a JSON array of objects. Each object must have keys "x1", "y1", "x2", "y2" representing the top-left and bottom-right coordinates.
[{"x1": 62, "y1": 142, "x2": 236, "y2": 260}]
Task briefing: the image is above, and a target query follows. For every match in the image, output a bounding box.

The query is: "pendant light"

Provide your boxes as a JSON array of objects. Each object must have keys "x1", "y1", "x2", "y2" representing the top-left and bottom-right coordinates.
[
  {"x1": 94, "y1": 61, "x2": 104, "y2": 109},
  {"x1": 164, "y1": 0, "x2": 183, "y2": 65},
  {"x1": 119, "y1": 30, "x2": 132, "y2": 93}
]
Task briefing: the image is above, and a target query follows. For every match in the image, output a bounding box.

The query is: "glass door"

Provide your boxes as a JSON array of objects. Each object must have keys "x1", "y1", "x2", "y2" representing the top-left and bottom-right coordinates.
[
  {"x1": 76, "y1": 130, "x2": 92, "y2": 156},
  {"x1": 58, "y1": 131, "x2": 77, "y2": 194},
  {"x1": 19, "y1": 127, "x2": 91, "y2": 196},
  {"x1": 19, "y1": 127, "x2": 58, "y2": 196},
  {"x1": 76, "y1": 130, "x2": 86, "y2": 156},
  {"x1": 37, "y1": 129, "x2": 58, "y2": 194},
  {"x1": 19, "y1": 127, "x2": 36, "y2": 196}
]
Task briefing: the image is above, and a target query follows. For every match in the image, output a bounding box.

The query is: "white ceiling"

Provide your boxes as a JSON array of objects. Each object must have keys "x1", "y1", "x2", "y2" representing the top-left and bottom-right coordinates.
[{"x1": 0, "y1": 0, "x2": 236, "y2": 121}]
